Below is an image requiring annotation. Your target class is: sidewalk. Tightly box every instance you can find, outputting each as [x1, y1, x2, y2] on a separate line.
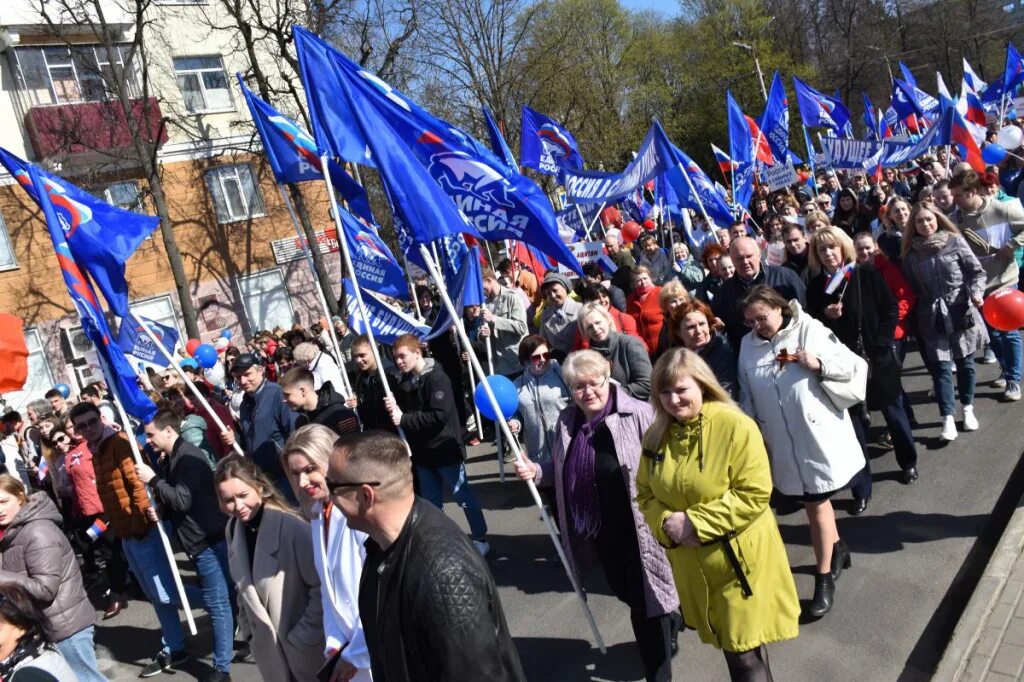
[935, 495, 1024, 681]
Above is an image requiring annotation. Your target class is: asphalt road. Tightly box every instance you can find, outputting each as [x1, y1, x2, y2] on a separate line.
[93, 348, 1024, 681]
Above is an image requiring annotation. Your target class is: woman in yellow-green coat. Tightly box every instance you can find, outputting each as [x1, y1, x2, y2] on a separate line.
[637, 347, 799, 681]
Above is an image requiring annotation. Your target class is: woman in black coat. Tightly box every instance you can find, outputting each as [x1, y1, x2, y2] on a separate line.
[807, 226, 919, 490]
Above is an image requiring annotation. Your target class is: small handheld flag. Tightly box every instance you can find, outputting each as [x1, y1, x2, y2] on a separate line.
[86, 518, 109, 542]
[825, 262, 856, 295]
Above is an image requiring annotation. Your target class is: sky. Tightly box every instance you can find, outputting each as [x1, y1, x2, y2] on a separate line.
[620, 0, 681, 17]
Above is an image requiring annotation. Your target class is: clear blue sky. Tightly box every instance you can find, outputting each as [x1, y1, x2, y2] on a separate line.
[620, 0, 681, 17]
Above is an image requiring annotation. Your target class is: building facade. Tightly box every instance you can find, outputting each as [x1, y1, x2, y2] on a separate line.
[0, 0, 342, 412]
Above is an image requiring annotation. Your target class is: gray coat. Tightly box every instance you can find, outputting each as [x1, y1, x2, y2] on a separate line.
[537, 389, 680, 618]
[0, 494, 94, 642]
[541, 299, 583, 358]
[590, 332, 652, 400]
[512, 362, 571, 463]
[484, 286, 529, 376]
[902, 235, 989, 363]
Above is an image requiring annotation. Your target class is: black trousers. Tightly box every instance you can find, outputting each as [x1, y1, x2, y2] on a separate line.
[849, 415, 873, 500]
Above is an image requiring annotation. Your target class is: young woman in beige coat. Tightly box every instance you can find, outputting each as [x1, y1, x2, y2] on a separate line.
[214, 455, 325, 682]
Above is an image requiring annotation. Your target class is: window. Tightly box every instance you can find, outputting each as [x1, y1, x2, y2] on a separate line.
[205, 164, 265, 223]
[0, 211, 15, 270]
[103, 181, 145, 214]
[173, 56, 232, 113]
[3, 330, 55, 412]
[238, 269, 294, 332]
[12, 45, 138, 107]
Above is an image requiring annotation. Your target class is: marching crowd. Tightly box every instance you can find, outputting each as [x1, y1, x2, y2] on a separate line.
[0, 149, 1023, 682]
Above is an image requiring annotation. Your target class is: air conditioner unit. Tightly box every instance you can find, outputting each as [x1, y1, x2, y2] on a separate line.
[73, 364, 101, 391]
[62, 326, 94, 362]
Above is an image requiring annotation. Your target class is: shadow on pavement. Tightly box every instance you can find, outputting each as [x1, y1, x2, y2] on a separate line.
[776, 510, 988, 554]
[515, 637, 642, 681]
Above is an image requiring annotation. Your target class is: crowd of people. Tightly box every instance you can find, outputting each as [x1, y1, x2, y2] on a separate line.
[0, 148, 1022, 682]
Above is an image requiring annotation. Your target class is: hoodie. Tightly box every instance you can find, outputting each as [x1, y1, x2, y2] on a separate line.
[296, 382, 361, 436]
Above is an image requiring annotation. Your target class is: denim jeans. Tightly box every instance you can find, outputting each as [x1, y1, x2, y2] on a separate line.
[186, 540, 234, 673]
[121, 525, 186, 654]
[932, 357, 977, 417]
[848, 416, 873, 501]
[56, 626, 106, 682]
[415, 462, 488, 540]
[987, 324, 1023, 383]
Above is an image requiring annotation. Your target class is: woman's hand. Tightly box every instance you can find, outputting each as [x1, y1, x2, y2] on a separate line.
[794, 348, 821, 373]
[824, 302, 844, 320]
[508, 419, 521, 435]
[514, 452, 539, 482]
[663, 512, 699, 547]
[972, 295, 984, 309]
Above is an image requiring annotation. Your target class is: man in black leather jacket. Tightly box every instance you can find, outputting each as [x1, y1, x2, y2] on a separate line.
[327, 431, 525, 682]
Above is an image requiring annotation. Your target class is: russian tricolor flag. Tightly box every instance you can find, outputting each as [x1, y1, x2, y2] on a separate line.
[36, 457, 48, 483]
[825, 262, 856, 295]
[711, 143, 738, 175]
[86, 518, 109, 542]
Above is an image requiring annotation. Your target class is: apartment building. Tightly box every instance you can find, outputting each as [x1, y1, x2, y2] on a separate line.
[0, 0, 341, 411]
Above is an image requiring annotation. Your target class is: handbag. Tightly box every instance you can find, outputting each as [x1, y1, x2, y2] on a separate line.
[797, 294, 868, 411]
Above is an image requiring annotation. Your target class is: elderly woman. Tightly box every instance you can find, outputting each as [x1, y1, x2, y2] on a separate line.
[672, 242, 705, 292]
[669, 299, 737, 398]
[737, 286, 866, 619]
[655, 280, 691, 356]
[638, 349, 799, 682]
[806, 226, 918, 485]
[901, 204, 988, 442]
[578, 302, 652, 399]
[515, 350, 681, 681]
[627, 266, 665, 355]
[697, 244, 728, 303]
[637, 233, 672, 285]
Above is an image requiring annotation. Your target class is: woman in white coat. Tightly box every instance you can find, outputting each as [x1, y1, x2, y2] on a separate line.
[737, 286, 866, 621]
[215, 455, 325, 682]
[283, 424, 371, 682]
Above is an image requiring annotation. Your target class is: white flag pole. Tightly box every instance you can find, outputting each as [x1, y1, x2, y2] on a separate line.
[483, 335, 506, 483]
[679, 166, 723, 246]
[417, 243, 606, 653]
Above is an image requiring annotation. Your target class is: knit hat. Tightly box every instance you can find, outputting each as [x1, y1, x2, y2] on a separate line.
[542, 271, 573, 293]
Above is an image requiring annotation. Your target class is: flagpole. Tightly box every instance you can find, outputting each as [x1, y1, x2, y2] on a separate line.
[320, 155, 410, 450]
[679, 167, 723, 246]
[465, 351, 485, 441]
[573, 204, 594, 241]
[483, 335, 506, 483]
[277, 184, 352, 399]
[110, 397, 198, 636]
[802, 124, 819, 198]
[417, 243, 606, 653]
[129, 312, 245, 458]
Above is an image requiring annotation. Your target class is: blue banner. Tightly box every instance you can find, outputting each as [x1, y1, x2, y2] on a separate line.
[727, 90, 754, 210]
[118, 316, 179, 365]
[343, 279, 430, 344]
[563, 121, 677, 204]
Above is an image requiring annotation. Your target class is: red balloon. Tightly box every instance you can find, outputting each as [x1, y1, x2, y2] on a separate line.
[621, 221, 643, 243]
[600, 206, 622, 228]
[983, 288, 1024, 331]
[644, 179, 655, 191]
[185, 338, 202, 357]
[643, 218, 656, 230]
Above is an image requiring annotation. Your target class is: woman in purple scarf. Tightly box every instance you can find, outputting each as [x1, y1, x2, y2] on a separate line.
[515, 350, 681, 682]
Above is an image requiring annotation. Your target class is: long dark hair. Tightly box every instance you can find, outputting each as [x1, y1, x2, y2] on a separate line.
[0, 582, 52, 642]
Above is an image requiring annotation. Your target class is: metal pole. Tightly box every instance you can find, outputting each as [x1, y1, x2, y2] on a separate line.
[754, 56, 768, 102]
[417, 244, 606, 653]
[277, 184, 352, 398]
[802, 124, 820, 198]
[464, 342, 485, 441]
[574, 204, 594, 241]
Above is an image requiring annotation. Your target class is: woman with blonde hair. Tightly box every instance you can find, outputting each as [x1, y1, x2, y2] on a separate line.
[215, 455, 324, 682]
[578, 302, 652, 399]
[803, 210, 831, 234]
[638, 348, 799, 681]
[878, 196, 911, 265]
[282, 425, 370, 682]
[655, 280, 691, 356]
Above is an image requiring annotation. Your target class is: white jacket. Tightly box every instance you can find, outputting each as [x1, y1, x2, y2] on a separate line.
[311, 501, 372, 681]
[310, 351, 347, 395]
[738, 302, 865, 496]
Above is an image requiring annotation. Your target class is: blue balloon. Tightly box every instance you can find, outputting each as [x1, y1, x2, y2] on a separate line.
[473, 375, 519, 421]
[983, 143, 1008, 165]
[194, 343, 218, 369]
[220, 329, 233, 340]
[180, 358, 199, 370]
[54, 383, 71, 399]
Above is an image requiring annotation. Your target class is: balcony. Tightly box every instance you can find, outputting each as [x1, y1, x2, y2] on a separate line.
[24, 97, 167, 160]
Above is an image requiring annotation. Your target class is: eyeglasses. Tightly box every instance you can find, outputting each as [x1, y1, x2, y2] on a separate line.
[73, 417, 100, 430]
[744, 313, 773, 329]
[529, 352, 550, 363]
[572, 377, 608, 397]
[324, 478, 381, 497]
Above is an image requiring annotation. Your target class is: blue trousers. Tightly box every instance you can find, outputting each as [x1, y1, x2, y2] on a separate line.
[186, 540, 234, 673]
[415, 462, 488, 540]
[56, 626, 106, 682]
[121, 526, 185, 654]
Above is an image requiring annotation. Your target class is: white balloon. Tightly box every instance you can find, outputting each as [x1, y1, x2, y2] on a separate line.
[997, 125, 1024, 150]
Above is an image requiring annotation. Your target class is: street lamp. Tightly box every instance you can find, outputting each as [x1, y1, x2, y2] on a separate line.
[733, 41, 768, 102]
[866, 45, 894, 82]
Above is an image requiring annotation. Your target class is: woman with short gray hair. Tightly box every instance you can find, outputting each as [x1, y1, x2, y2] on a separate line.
[578, 302, 652, 400]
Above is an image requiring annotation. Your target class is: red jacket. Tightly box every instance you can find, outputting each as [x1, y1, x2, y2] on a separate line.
[66, 442, 104, 518]
[187, 398, 235, 459]
[626, 286, 663, 354]
[873, 254, 917, 340]
[572, 307, 642, 350]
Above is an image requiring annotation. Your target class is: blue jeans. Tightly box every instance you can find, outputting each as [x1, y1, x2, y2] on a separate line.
[932, 357, 977, 417]
[121, 526, 185, 654]
[987, 324, 1023, 383]
[416, 463, 488, 540]
[56, 626, 106, 682]
[187, 540, 234, 673]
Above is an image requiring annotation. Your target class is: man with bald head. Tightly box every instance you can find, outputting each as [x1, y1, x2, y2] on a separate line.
[328, 431, 524, 682]
[712, 236, 807, 349]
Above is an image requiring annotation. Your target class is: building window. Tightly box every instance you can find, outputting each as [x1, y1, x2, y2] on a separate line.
[103, 181, 145, 213]
[238, 268, 294, 333]
[0, 211, 15, 271]
[205, 164, 265, 223]
[3, 329, 55, 412]
[12, 44, 139, 107]
[173, 56, 232, 113]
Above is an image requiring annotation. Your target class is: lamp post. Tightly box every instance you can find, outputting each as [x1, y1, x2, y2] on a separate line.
[733, 41, 768, 102]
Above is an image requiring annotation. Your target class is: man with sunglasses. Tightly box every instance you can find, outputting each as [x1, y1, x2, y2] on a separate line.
[326, 431, 525, 682]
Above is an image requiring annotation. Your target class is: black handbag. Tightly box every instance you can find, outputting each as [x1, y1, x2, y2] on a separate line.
[856, 272, 902, 410]
[946, 299, 976, 332]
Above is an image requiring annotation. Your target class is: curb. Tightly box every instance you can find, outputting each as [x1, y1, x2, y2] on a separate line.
[934, 497, 1024, 681]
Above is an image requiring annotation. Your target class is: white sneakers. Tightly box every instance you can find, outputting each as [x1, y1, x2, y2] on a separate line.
[963, 405, 979, 431]
[940, 415, 958, 442]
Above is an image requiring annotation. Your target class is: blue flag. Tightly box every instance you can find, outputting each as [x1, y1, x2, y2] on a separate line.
[425, 246, 485, 341]
[727, 90, 755, 211]
[30, 164, 156, 422]
[899, 62, 918, 89]
[237, 76, 374, 223]
[892, 78, 927, 122]
[563, 121, 677, 204]
[118, 316, 179, 365]
[481, 107, 519, 173]
[337, 207, 408, 299]
[665, 145, 735, 228]
[520, 106, 584, 176]
[1006, 43, 1024, 95]
[758, 72, 790, 165]
[862, 91, 880, 141]
[792, 77, 853, 137]
[0, 147, 156, 317]
[343, 279, 430, 344]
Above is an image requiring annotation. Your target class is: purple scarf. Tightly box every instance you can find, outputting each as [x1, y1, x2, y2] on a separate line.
[565, 385, 617, 539]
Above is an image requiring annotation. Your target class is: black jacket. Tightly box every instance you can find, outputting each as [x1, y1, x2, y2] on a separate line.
[295, 382, 360, 436]
[354, 369, 400, 433]
[395, 360, 464, 468]
[712, 264, 808, 351]
[238, 380, 296, 484]
[806, 263, 897, 356]
[150, 438, 227, 558]
[358, 498, 525, 682]
[699, 333, 738, 400]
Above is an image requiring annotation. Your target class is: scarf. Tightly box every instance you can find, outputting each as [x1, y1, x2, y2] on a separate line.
[564, 385, 617, 539]
[910, 231, 950, 255]
[0, 632, 46, 681]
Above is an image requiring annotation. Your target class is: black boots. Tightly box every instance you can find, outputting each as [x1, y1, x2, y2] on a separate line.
[805, 573, 835, 618]
[829, 539, 852, 582]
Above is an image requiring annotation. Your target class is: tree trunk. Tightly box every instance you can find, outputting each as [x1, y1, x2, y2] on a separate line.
[287, 183, 340, 316]
[148, 176, 201, 337]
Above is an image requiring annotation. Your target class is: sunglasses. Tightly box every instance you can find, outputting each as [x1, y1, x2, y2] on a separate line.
[324, 478, 382, 496]
[73, 417, 100, 430]
[529, 352, 550, 363]
[53, 436, 69, 445]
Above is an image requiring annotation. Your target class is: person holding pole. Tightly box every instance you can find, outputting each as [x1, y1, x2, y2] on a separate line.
[279, 368, 360, 437]
[346, 335, 399, 433]
[481, 268, 529, 378]
[69, 402, 189, 678]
